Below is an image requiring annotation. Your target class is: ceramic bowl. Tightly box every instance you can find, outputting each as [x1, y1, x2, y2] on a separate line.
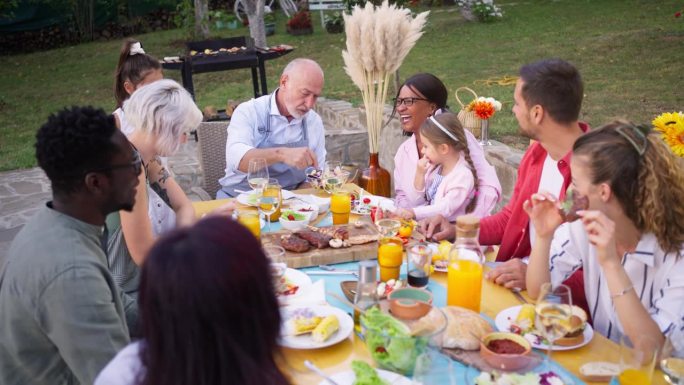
[289, 203, 319, 222]
[279, 212, 309, 231]
[388, 288, 433, 320]
[479, 331, 532, 371]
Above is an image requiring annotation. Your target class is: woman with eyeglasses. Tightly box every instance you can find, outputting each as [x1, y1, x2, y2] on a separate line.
[390, 73, 501, 218]
[525, 120, 684, 355]
[106, 79, 232, 301]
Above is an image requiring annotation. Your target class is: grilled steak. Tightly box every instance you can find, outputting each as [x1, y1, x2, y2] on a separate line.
[280, 234, 311, 253]
[295, 230, 332, 249]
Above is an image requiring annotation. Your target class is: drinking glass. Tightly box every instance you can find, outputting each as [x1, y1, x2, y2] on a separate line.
[617, 334, 658, 385]
[407, 242, 433, 288]
[263, 245, 286, 295]
[258, 185, 281, 232]
[247, 158, 269, 193]
[330, 191, 351, 225]
[262, 179, 282, 222]
[376, 218, 401, 237]
[236, 210, 261, 239]
[377, 237, 403, 282]
[660, 337, 683, 385]
[321, 161, 346, 194]
[535, 283, 573, 369]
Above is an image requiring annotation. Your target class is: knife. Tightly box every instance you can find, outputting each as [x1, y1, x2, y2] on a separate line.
[306, 270, 358, 277]
[511, 288, 529, 304]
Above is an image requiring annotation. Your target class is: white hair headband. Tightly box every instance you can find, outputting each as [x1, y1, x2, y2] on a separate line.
[429, 116, 459, 143]
[129, 42, 145, 56]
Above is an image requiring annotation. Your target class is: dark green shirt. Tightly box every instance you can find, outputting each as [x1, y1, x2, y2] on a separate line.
[0, 204, 138, 385]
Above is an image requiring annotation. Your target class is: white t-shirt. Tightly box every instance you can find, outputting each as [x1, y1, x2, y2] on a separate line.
[529, 154, 564, 245]
[95, 341, 145, 385]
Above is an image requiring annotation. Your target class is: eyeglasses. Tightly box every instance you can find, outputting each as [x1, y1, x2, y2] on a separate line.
[393, 97, 428, 107]
[90, 149, 143, 175]
[616, 124, 648, 156]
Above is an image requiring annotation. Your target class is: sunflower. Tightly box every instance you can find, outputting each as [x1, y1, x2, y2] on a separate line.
[652, 112, 684, 157]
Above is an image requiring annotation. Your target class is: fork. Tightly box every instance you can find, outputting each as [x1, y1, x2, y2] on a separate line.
[304, 360, 340, 385]
[318, 265, 358, 277]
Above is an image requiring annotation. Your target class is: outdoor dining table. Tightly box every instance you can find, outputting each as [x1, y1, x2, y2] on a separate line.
[192, 187, 668, 385]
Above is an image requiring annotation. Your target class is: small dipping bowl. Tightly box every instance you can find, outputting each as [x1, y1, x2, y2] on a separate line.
[388, 287, 433, 320]
[480, 331, 532, 371]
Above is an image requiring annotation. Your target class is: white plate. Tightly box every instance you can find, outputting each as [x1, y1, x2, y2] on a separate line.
[294, 194, 330, 213]
[236, 189, 296, 207]
[317, 368, 413, 385]
[495, 305, 594, 351]
[278, 268, 312, 300]
[286, 202, 319, 222]
[279, 305, 354, 349]
[351, 195, 395, 215]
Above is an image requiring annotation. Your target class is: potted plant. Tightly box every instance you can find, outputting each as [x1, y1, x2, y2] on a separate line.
[211, 10, 240, 30]
[264, 11, 276, 36]
[287, 10, 313, 35]
[324, 11, 344, 33]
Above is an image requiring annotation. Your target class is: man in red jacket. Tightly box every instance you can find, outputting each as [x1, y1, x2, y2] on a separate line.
[422, 58, 590, 315]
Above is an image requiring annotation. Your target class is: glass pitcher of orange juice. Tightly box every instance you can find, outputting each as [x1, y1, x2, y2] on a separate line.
[447, 215, 484, 312]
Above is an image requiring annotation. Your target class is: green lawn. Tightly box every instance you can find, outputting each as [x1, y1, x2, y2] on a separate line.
[1, 0, 682, 171]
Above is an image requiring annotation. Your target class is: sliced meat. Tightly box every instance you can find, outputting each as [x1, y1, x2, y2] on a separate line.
[296, 230, 332, 249]
[280, 234, 310, 253]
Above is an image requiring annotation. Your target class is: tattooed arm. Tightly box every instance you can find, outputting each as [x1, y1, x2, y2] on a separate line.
[146, 156, 195, 227]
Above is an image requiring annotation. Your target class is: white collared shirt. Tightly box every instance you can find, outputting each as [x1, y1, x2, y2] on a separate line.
[219, 91, 326, 190]
[549, 221, 684, 356]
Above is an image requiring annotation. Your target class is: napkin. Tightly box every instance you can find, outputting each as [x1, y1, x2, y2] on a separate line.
[280, 279, 327, 307]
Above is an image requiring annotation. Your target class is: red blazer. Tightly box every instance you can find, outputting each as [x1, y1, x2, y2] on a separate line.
[480, 123, 591, 319]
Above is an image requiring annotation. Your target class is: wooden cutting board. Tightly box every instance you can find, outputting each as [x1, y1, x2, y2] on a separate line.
[260, 220, 381, 268]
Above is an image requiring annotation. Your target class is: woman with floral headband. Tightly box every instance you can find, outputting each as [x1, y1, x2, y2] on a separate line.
[525, 120, 684, 356]
[390, 73, 501, 218]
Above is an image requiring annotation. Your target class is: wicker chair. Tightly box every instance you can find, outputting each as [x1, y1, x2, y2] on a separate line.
[192, 121, 229, 200]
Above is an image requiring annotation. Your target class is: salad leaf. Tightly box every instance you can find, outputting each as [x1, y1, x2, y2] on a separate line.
[280, 210, 306, 221]
[351, 360, 387, 385]
[361, 307, 425, 374]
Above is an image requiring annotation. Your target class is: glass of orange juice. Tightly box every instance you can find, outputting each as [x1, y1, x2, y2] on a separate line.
[237, 210, 261, 240]
[262, 179, 282, 223]
[330, 191, 351, 225]
[617, 335, 658, 385]
[377, 237, 403, 282]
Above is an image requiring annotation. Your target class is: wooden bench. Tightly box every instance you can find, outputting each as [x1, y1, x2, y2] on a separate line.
[308, 0, 345, 27]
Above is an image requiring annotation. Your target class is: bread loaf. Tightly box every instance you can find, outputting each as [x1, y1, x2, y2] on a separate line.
[441, 306, 493, 350]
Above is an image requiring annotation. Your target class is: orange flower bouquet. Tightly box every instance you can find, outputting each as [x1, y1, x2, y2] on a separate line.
[467, 96, 502, 120]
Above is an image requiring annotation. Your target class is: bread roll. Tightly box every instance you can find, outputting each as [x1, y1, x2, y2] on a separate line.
[441, 306, 493, 350]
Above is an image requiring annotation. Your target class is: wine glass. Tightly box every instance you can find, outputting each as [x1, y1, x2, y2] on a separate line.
[535, 283, 572, 369]
[247, 158, 269, 194]
[258, 180, 281, 232]
[322, 161, 347, 194]
[660, 337, 683, 385]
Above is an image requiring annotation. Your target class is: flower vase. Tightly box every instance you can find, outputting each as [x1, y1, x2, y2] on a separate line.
[360, 153, 391, 197]
[479, 119, 491, 146]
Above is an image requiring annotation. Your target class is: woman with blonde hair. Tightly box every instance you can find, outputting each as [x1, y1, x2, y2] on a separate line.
[525, 120, 684, 356]
[106, 79, 200, 299]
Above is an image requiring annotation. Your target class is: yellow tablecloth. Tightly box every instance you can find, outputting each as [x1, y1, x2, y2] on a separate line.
[191, 189, 667, 385]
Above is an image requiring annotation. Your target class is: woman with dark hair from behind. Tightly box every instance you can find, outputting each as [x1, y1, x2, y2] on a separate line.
[113, 38, 163, 135]
[95, 217, 289, 385]
[390, 73, 501, 217]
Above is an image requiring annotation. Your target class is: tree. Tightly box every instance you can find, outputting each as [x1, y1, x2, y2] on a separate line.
[194, 0, 210, 38]
[242, 0, 267, 48]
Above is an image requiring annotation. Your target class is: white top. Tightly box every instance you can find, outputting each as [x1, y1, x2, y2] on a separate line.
[529, 154, 564, 244]
[113, 108, 136, 137]
[549, 221, 684, 356]
[219, 92, 326, 190]
[94, 341, 144, 385]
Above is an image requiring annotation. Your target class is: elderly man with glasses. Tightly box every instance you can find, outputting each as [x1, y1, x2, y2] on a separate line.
[0, 106, 140, 385]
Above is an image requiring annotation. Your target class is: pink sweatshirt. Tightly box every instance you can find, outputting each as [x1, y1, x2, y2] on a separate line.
[393, 130, 501, 218]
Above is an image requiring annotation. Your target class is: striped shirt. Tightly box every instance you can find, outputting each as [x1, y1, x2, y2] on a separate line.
[549, 221, 684, 356]
[426, 165, 444, 205]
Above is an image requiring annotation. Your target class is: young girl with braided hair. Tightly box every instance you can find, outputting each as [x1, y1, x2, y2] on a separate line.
[113, 38, 163, 135]
[395, 112, 480, 221]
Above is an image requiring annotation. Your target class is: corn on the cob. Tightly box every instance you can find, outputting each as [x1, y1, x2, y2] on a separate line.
[311, 315, 339, 342]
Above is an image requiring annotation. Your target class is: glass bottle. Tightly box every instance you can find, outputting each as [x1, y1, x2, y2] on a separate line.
[447, 215, 485, 312]
[353, 260, 378, 333]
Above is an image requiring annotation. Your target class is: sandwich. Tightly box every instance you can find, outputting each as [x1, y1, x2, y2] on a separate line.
[559, 189, 589, 223]
[555, 305, 588, 346]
